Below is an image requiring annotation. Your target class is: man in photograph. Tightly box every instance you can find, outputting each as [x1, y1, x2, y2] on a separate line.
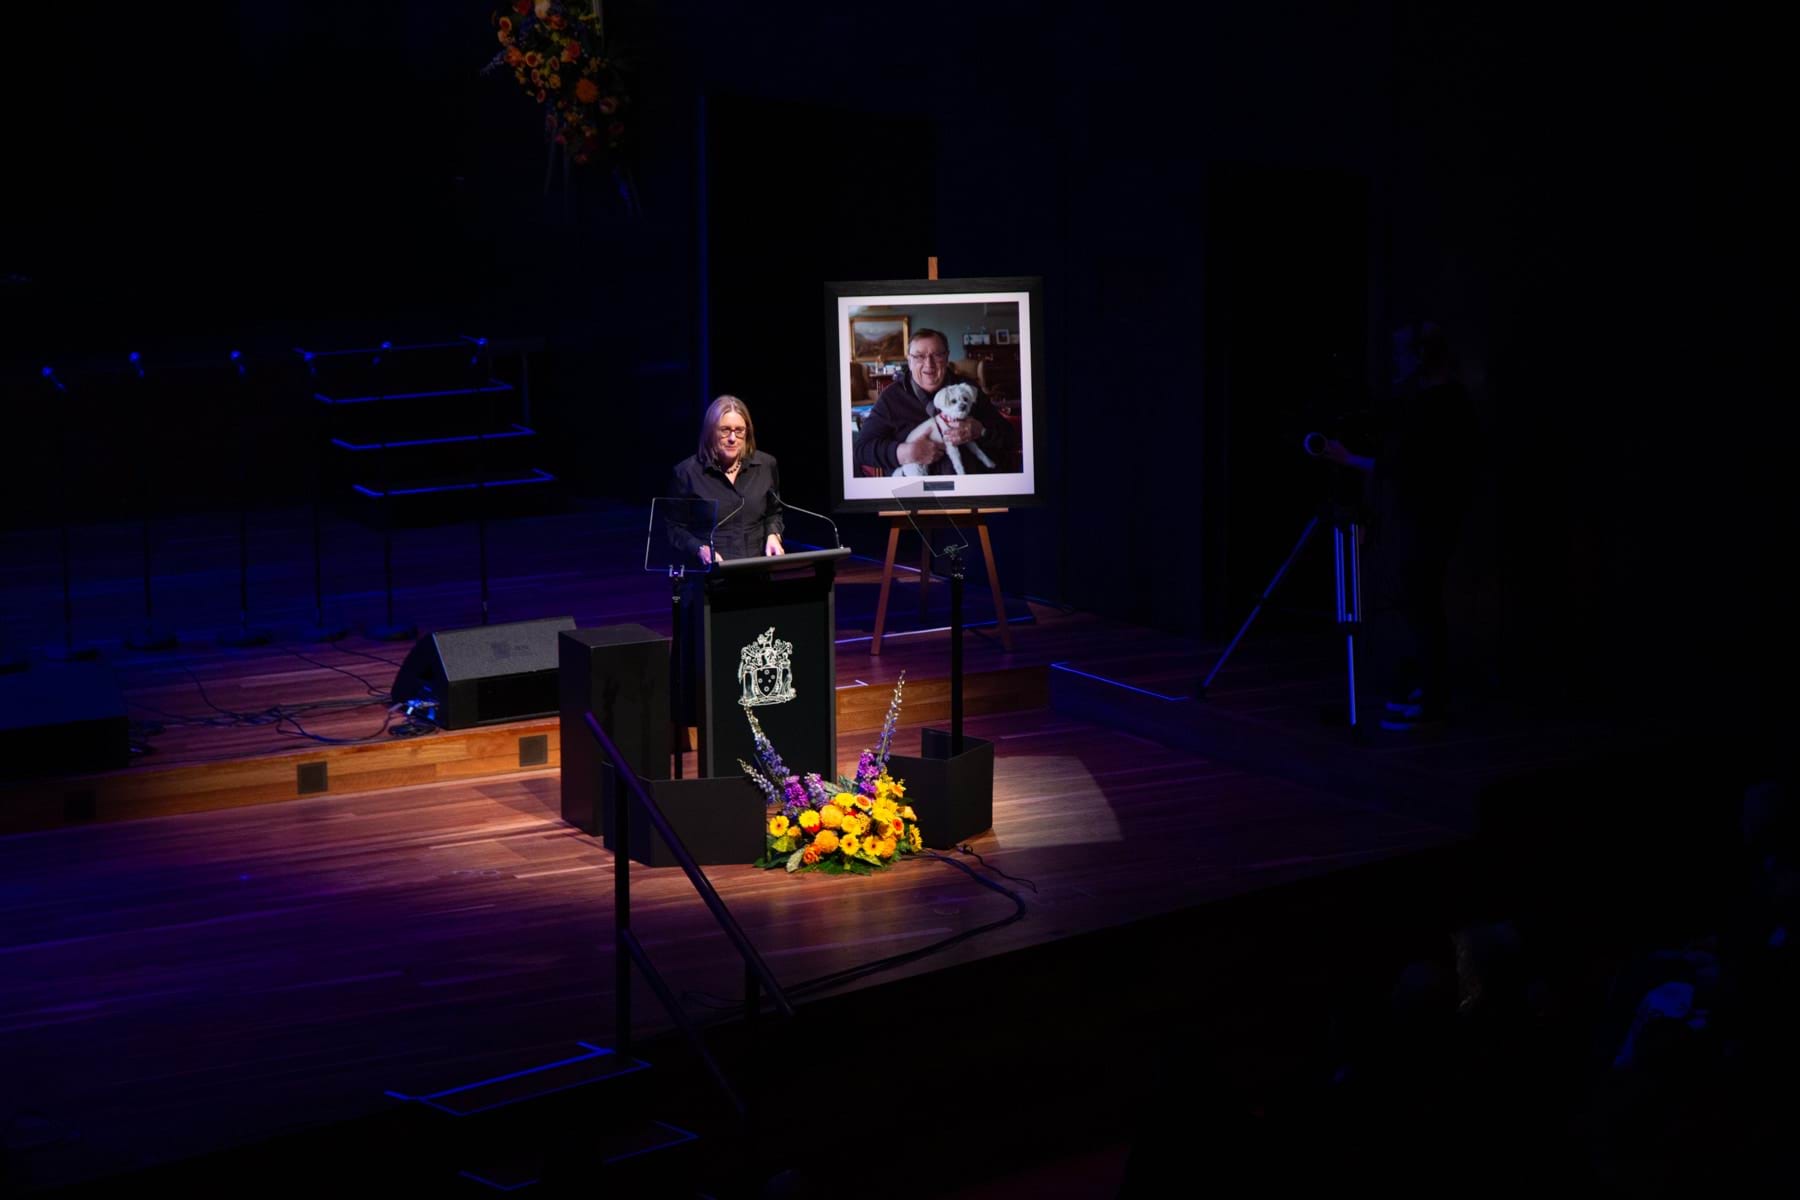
[851, 328, 1019, 476]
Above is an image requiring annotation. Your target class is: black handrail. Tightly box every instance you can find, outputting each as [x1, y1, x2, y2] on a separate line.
[582, 712, 793, 1089]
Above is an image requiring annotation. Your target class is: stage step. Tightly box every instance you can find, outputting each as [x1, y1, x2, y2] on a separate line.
[347, 465, 566, 527]
[0, 665, 1050, 834]
[382, 1042, 706, 1194]
[299, 337, 559, 528]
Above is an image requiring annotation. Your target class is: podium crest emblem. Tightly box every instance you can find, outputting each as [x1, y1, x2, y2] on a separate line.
[737, 627, 796, 708]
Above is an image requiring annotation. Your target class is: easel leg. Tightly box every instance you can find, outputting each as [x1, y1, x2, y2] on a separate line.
[976, 519, 1012, 651]
[872, 520, 901, 656]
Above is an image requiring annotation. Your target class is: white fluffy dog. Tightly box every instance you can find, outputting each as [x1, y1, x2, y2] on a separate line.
[892, 382, 996, 476]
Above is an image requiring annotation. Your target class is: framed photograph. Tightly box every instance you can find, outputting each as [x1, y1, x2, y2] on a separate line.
[824, 276, 1045, 513]
[849, 315, 909, 363]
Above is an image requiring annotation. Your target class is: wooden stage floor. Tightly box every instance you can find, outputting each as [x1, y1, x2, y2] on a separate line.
[0, 703, 1463, 1193]
[0, 501, 1677, 1193]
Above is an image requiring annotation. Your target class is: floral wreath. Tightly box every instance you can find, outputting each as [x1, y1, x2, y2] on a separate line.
[488, 1, 629, 166]
[741, 675, 923, 875]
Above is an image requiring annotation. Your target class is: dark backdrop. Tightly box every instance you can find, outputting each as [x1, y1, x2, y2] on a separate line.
[3, 1, 1789, 713]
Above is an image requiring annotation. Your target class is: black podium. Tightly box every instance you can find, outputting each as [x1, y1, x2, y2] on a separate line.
[696, 547, 851, 779]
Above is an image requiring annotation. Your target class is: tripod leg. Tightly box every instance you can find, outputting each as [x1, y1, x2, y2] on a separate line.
[1198, 517, 1319, 695]
[1334, 525, 1363, 728]
[1349, 523, 1364, 726]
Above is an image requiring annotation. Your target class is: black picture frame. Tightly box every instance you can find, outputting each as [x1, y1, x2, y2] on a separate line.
[824, 276, 1045, 514]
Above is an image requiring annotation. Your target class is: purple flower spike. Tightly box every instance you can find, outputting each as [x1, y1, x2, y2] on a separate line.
[875, 673, 905, 765]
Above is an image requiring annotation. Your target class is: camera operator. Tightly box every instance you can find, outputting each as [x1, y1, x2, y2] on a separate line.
[1318, 321, 1479, 729]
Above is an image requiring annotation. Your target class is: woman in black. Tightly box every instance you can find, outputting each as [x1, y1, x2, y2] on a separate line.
[668, 395, 785, 735]
[667, 394, 786, 563]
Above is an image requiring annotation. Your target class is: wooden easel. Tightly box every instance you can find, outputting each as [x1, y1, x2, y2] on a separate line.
[867, 257, 1017, 655]
[870, 508, 1012, 654]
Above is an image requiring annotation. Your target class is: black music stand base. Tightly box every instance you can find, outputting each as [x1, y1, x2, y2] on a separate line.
[889, 728, 994, 849]
[598, 763, 764, 867]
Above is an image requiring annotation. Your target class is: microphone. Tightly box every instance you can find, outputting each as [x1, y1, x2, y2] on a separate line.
[768, 489, 840, 548]
[710, 495, 746, 564]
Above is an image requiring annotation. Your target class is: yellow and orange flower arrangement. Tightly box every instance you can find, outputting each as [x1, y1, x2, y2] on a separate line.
[743, 675, 924, 875]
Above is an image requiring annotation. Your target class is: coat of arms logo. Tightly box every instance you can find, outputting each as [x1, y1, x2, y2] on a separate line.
[737, 627, 796, 707]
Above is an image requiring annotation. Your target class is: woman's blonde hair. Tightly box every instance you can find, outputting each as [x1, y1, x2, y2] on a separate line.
[698, 394, 756, 467]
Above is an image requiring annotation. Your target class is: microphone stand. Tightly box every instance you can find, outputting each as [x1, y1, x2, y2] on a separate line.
[366, 342, 416, 642]
[218, 352, 271, 647]
[475, 336, 492, 626]
[300, 349, 349, 642]
[125, 354, 176, 651]
[901, 497, 968, 755]
[40, 367, 98, 664]
[766, 491, 841, 549]
[943, 538, 965, 754]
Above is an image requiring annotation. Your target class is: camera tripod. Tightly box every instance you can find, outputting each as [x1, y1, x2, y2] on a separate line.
[1197, 503, 1367, 727]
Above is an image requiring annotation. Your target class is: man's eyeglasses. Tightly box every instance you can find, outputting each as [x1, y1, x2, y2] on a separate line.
[907, 352, 948, 364]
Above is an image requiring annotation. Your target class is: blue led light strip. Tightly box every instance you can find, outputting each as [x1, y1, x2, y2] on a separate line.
[1048, 661, 1189, 702]
[351, 469, 555, 499]
[314, 382, 514, 406]
[332, 425, 535, 452]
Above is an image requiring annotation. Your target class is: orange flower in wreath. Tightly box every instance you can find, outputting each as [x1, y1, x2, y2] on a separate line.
[574, 77, 600, 104]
